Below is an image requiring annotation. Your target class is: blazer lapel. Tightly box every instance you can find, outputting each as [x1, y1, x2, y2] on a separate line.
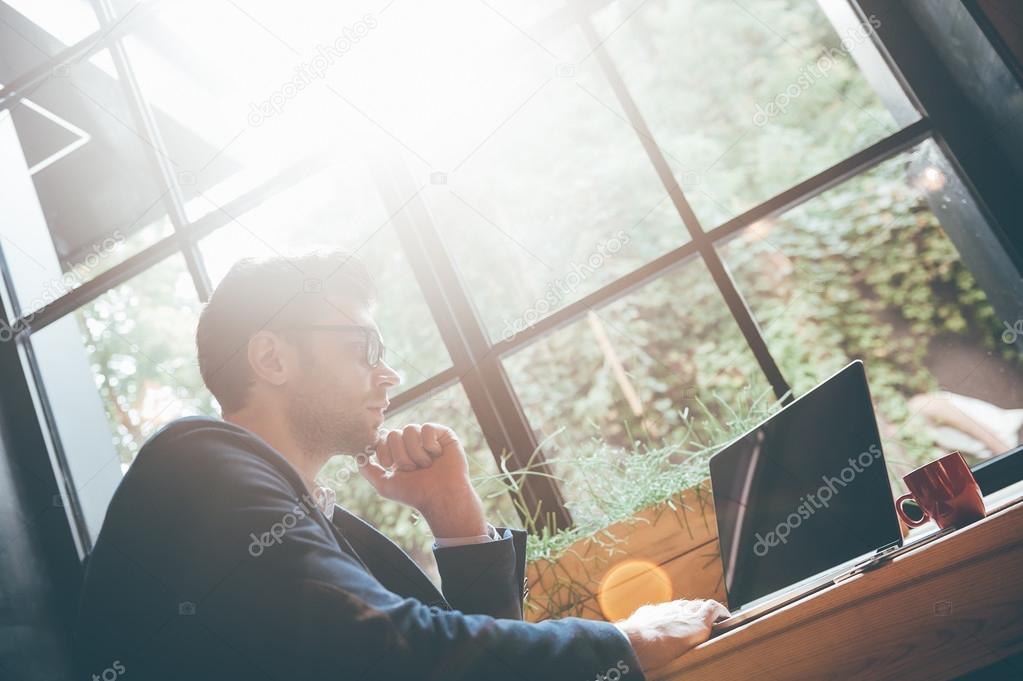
[328, 506, 450, 610]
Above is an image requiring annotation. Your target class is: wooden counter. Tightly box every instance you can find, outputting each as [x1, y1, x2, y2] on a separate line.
[654, 492, 1023, 681]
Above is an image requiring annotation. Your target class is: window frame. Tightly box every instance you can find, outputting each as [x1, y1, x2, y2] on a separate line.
[1, 0, 1020, 557]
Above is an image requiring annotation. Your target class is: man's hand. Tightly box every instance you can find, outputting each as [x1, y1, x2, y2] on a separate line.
[613, 599, 730, 673]
[359, 423, 488, 538]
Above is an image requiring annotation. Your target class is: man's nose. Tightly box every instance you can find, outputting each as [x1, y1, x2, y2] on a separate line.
[376, 360, 401, 388]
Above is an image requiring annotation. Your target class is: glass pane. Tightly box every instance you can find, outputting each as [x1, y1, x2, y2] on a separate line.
[718, 139, 1023, 489]
[316, 383, 519, 585]
[589, 0, 918, 226]
[198, 161, 451, 388]
[119, 0, 388, 218]
[418, 20, 687, 341]
[0, 1, 100, 74]
[0, 47, 174, 318]
[504, 258, 777, 526]
[77, 253, 214, 461]
[329, 2, 618, 172]
[29, 253, 212, 538]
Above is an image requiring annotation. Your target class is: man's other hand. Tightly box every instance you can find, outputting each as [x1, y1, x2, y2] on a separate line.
[360, 423, 487, 538]
[613, 598, 730, 673]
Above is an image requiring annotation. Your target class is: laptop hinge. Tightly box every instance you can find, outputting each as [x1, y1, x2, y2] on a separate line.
[876, 539, 901, 554]
[833, 545, 900, 584]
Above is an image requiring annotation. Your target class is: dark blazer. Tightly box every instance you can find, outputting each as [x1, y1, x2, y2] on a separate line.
[75, 416, 644, 680]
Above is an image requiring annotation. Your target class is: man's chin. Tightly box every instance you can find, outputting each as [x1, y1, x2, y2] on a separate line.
[344, 424, 382, 457]
[361, 431, 381, 455]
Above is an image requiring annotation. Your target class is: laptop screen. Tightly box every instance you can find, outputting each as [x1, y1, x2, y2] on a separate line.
[709, 361, 902, 610]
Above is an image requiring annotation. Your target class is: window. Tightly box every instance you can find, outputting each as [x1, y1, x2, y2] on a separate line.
[504, 257, 776, 516]
[589, 0, 917, 224]
[420, 23, 686, 339]
[197, 161, 452, 387]
[1, 0, 1019, 558]
[1, 47, 175, 316]
[0, 1, 100, 73]
[506, 258, 772, 456]
[719, 139, 1023, 487]
[28, 254, 210, 537]
[117, 1, 386, 216]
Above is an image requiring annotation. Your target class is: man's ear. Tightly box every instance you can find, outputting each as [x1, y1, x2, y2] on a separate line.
[246, 330, 293, 387]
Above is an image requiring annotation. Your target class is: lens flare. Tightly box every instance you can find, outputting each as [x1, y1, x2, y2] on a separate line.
[597, 559, 673, 622]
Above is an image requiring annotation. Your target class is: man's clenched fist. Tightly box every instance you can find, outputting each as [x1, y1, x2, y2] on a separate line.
[359, 423, 488, 539]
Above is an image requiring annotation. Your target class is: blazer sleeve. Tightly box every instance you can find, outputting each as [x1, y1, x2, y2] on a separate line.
[183, 445, 647, 681]
[432, 526, 528, 619]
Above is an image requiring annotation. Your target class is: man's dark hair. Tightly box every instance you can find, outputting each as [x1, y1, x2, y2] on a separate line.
[196, 251, 376, 413]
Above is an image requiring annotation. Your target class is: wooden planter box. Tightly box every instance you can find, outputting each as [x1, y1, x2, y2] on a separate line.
[524, 480, 726, 623]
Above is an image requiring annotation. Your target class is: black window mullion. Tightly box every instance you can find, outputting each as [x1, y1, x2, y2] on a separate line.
[0, 0, 155, 114]
[962, 0, 1023, 90]
[577, 14, 793, 401]
[0, 237, 93, 556]
[854, 0, 1023, 294]
[370, 154, 572, 532]
[488, 119, 933, 359]
[90, 0, 213, 303]
[19, 151, 337, 334]
[180, 241, 213, 303]
[385, 368, 461, 415]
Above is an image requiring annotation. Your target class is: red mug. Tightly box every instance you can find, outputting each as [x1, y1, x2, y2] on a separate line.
[895, 451, 986, 529]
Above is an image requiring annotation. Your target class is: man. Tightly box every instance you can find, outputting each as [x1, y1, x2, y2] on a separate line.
[75, 251, 728, 680]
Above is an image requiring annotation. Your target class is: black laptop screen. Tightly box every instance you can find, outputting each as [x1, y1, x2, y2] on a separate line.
[709, 361, 902, 610]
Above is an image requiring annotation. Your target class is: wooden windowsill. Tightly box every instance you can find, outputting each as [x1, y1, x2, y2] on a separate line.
[653, 485, 1023, 681]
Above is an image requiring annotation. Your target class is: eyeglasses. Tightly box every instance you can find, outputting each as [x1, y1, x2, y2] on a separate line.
[277, 324, 386, 368]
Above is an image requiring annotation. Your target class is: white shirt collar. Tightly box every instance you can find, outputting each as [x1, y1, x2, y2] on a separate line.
[312, 485, 336, 520]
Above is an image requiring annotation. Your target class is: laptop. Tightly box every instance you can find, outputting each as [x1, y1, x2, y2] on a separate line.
[708, 360, 944, 633]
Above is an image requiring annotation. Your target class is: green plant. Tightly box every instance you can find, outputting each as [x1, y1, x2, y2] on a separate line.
[479, 388, 784, 565]
[470, 388, 781, 621]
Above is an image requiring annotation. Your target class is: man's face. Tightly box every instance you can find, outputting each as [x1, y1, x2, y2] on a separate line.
[282, 302, 400, 457]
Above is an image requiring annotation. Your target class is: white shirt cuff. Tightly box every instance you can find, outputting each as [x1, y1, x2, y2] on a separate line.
[433, 522, 499, 549]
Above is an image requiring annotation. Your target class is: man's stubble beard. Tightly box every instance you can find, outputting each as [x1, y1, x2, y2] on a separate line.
[284, 362, 376, 459]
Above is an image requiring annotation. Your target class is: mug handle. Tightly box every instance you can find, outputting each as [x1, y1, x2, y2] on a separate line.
[895, 493, 929, 527]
